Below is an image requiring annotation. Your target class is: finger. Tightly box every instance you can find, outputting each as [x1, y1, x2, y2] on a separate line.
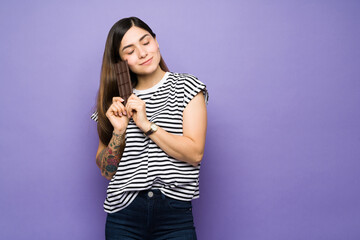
[113, 97, 124, 103]
[106, 106, 115, 118]
[114, 101, 127, 116]
[127, 102, 137, 117]
[128, 99, 145, 111]
[126, 99, 140, 108]
[114, 103, 123, 117]
[126, 103, 132, 117]
[127, 94, 138, 101]
[110, 104, 122, 117]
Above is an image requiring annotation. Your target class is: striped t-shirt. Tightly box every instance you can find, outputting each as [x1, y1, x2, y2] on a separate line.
[91, 72, 208, 213]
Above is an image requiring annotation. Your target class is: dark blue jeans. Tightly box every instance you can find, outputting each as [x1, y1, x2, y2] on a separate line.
[105, 189, 197, 240]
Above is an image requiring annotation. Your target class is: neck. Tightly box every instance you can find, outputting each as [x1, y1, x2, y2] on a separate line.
[136, 66, 166, 90]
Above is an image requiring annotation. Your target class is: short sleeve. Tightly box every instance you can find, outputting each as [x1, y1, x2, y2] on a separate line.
[90, 111, 98, 122]
[183, 75, 209, 107]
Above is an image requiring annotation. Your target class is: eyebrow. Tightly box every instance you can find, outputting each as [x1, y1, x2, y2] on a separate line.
[121, 34, 150, 52]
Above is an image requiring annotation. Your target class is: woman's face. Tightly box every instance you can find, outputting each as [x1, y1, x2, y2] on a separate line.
[119, 26, 161, 76]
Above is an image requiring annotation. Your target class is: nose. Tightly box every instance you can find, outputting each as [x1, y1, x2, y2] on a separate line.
[138, 46, 147, 59]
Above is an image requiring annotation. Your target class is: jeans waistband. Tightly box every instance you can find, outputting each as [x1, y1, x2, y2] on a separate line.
[138, 188, 166, 199]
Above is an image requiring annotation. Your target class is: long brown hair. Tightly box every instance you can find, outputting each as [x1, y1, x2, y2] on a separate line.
[96, 17, 169, 145]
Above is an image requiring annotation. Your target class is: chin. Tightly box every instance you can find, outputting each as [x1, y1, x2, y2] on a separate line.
[133, 66, 156, 76]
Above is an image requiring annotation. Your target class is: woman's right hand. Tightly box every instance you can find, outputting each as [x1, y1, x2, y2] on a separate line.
[106, 97, 129, 134]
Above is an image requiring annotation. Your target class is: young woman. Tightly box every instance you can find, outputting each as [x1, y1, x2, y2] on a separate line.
[91, 17, 208, 240]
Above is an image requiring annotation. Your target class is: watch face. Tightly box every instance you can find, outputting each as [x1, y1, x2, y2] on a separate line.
[151, 123, 158, 131]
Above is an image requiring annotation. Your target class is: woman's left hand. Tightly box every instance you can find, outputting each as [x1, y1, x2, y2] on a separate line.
[126, 94, 150, 132]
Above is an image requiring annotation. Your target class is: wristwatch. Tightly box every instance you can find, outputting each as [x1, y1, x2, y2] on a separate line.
[144, 122, 158, 136]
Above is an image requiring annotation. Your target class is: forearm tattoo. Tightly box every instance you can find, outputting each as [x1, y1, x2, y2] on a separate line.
[96, 131, 125, 179]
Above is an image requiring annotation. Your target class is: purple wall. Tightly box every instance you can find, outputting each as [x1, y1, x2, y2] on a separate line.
[1, 1, 359, 239]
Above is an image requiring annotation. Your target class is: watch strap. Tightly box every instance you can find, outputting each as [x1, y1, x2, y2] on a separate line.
[144, 123, 157, 136]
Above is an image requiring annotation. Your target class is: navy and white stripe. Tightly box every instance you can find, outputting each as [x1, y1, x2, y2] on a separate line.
[91, 72, 208, 213]
[90, 111, 98, 122]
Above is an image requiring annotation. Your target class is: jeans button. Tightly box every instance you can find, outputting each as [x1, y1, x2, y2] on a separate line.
[148, 191, 154, 198]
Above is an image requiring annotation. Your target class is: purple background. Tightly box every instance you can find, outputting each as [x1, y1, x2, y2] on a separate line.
[1, 1, 360, 239]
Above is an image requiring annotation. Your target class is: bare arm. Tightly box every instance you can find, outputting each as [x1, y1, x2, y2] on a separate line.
[95, 97, 128, 180]
[127, 92, 207, 167]
[96, 130, 125, 180]
[149, 92, 207, 166]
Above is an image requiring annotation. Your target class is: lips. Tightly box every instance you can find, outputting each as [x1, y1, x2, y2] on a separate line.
[140, 57, 153, 65]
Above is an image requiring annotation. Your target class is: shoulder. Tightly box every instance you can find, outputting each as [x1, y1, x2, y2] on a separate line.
[168, 72, 208, 105]
[168, 72, 205, 87]
[169, 72, 199, 80]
